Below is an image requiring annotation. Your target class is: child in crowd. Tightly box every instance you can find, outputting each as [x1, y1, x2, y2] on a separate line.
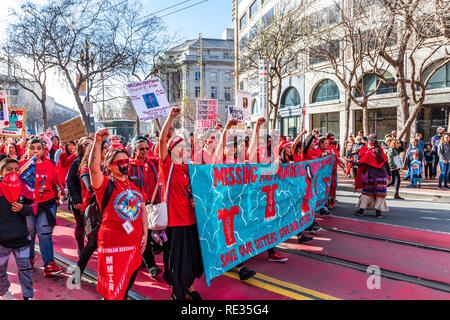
[0, 158, 35, 300]
[409, 152, 422, 188]
[423, 143, 436, 180]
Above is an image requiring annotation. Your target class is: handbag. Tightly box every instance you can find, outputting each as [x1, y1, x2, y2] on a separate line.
[146, 163, 173, 231]
[393, 155, 403, 169]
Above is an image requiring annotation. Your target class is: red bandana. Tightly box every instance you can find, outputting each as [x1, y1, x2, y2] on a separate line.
[0, 172, 22, 203]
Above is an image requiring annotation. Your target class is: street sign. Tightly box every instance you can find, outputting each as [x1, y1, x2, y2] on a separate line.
[83, 101, 93, 114]
[259, 61, 268, 119]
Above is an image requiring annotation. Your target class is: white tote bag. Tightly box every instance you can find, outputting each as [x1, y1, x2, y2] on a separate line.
[147, 163, 173, 231]
[393, 155, 404, 169]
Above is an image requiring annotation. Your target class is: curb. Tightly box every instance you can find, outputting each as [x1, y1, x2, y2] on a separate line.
[337, 184, 450, 203]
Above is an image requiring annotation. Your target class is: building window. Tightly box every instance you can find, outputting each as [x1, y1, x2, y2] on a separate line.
[195, 87, 201, 98]
[281, 87, 301, 108]
[309, 40, 340, 65]
[10, 89, 19, 96]
[195, 71, 201, 81]
[224, 72, 231, 83]
[211, 87, 218, 99]
[421, 60, 450, 89]
[354, 108, 396, 141]
[354, 72, 397, 97]
[211, 72, 217, 83]
[249, 1, 258, 19]
[224, 87, 231, 101]
[240, 14, 247, 30]
[311, 112, 341, 142]
[252, 99, 258, 115]
[312, 79, 340, 103]
[262, 8, 275, 27]
[224, 52, 231, 59]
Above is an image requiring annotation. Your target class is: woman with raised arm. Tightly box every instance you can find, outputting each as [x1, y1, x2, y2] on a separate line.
[89, 128, 148, 300]
[292, 129, 308, 162]
[159, 108, 203, 300]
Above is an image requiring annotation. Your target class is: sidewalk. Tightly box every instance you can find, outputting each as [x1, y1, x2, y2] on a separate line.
[337, 170, 450, 203]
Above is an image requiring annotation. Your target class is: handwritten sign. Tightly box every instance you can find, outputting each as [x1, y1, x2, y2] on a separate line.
[56, 116, 86, 143]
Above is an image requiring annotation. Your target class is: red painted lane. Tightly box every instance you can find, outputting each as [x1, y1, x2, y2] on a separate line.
[316, 216, 450, 249]
[279, 231, 450, 284]
[5, 255, 101, 300]
[244, 245, 450, 300]
[51, 216, 291, 300]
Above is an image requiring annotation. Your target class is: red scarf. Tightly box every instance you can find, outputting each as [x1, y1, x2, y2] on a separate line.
[0, 172, 22, 203]
[359, 149, 388, 169]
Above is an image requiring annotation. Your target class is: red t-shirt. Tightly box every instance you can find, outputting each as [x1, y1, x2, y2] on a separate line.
[20, 159, 58, 203]
[293, 153, 304, 163]
[79, 164, 92, 212]
[94, 176, 146, 247]
[160, 156, 196, 227]
[303, 148, 323, 161]
[327, 144, 340, 169]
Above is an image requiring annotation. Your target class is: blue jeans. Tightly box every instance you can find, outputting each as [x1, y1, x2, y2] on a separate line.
[438, 161, 450, 187]
[0, 245, 34, 299]
[26, 204, 57, 267]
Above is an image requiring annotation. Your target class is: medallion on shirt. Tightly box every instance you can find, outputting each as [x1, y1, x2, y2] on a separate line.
[113, 189, 143, 222]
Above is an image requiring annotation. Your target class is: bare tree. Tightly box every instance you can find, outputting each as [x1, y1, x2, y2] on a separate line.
[19, 0, 170, 134]
[0, 6, 55, 131]
[239, 1, 309, 131]
[375, 0, 450, 141]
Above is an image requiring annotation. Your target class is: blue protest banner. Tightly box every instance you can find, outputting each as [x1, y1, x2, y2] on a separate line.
[188, 156, 334, 286]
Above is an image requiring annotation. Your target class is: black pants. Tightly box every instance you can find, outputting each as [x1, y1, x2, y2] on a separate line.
[77, 232, 98, 276]
[122, 268, 139, 300]
[388, 169, 401, 195]
[142, 239, 156, 269]
[425, 163, 433, 179]
[72, 208, 85, 252]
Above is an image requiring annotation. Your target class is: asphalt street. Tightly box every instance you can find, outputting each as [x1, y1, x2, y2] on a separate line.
[331, 190, 450, 234]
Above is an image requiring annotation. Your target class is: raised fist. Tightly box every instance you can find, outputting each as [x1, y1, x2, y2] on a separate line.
[95, 128, 109, 143]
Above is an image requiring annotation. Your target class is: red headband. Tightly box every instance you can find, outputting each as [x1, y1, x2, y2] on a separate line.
[278, 140, 292, 154]
[169, 136, 184, 153]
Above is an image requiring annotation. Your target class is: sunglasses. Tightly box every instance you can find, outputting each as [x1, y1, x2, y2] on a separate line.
[83, 143, 91, 147]
[138, 147, 149, 151]
[112, 159, 129, 167]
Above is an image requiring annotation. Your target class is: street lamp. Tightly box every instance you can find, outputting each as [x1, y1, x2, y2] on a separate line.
[79, 40, 95, 132]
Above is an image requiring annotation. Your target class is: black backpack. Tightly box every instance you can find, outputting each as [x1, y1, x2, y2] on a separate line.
[84, 176, 143, 237]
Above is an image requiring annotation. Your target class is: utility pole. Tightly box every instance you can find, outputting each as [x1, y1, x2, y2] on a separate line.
[198, 33, 203, 98]
[232, 0, 239, 97]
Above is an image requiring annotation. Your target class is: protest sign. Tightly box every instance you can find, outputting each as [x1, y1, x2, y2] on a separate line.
[188, 156, 334, 286]
[259, 61, 268, 119]
[0, 108, 26, 137]
[126, 78, 172, 121]
[227, 106, 246, 131]
[56, 116, 86, 143]
[196, 99, 218, 133]
[77, 75, 86, 97]
[236, 91, 251, 122]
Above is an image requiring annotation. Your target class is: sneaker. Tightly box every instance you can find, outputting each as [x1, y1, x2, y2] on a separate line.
[309, 222, 323, 233]
[394, 194, 404, 200]
[238, 267, 256, 281]
[438, 185, 443, 190]
[297, 234, 313, 243]
[268, 252, 288, 263]
[319, 207, 329, 216]
[23, 297, 35, 300]
[149, 266, 162, 278]
[376, 213, 382, 219]
[44, 261, 64, 277]
[0, 292, 16, 300]
[444, 186, 450, 189]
